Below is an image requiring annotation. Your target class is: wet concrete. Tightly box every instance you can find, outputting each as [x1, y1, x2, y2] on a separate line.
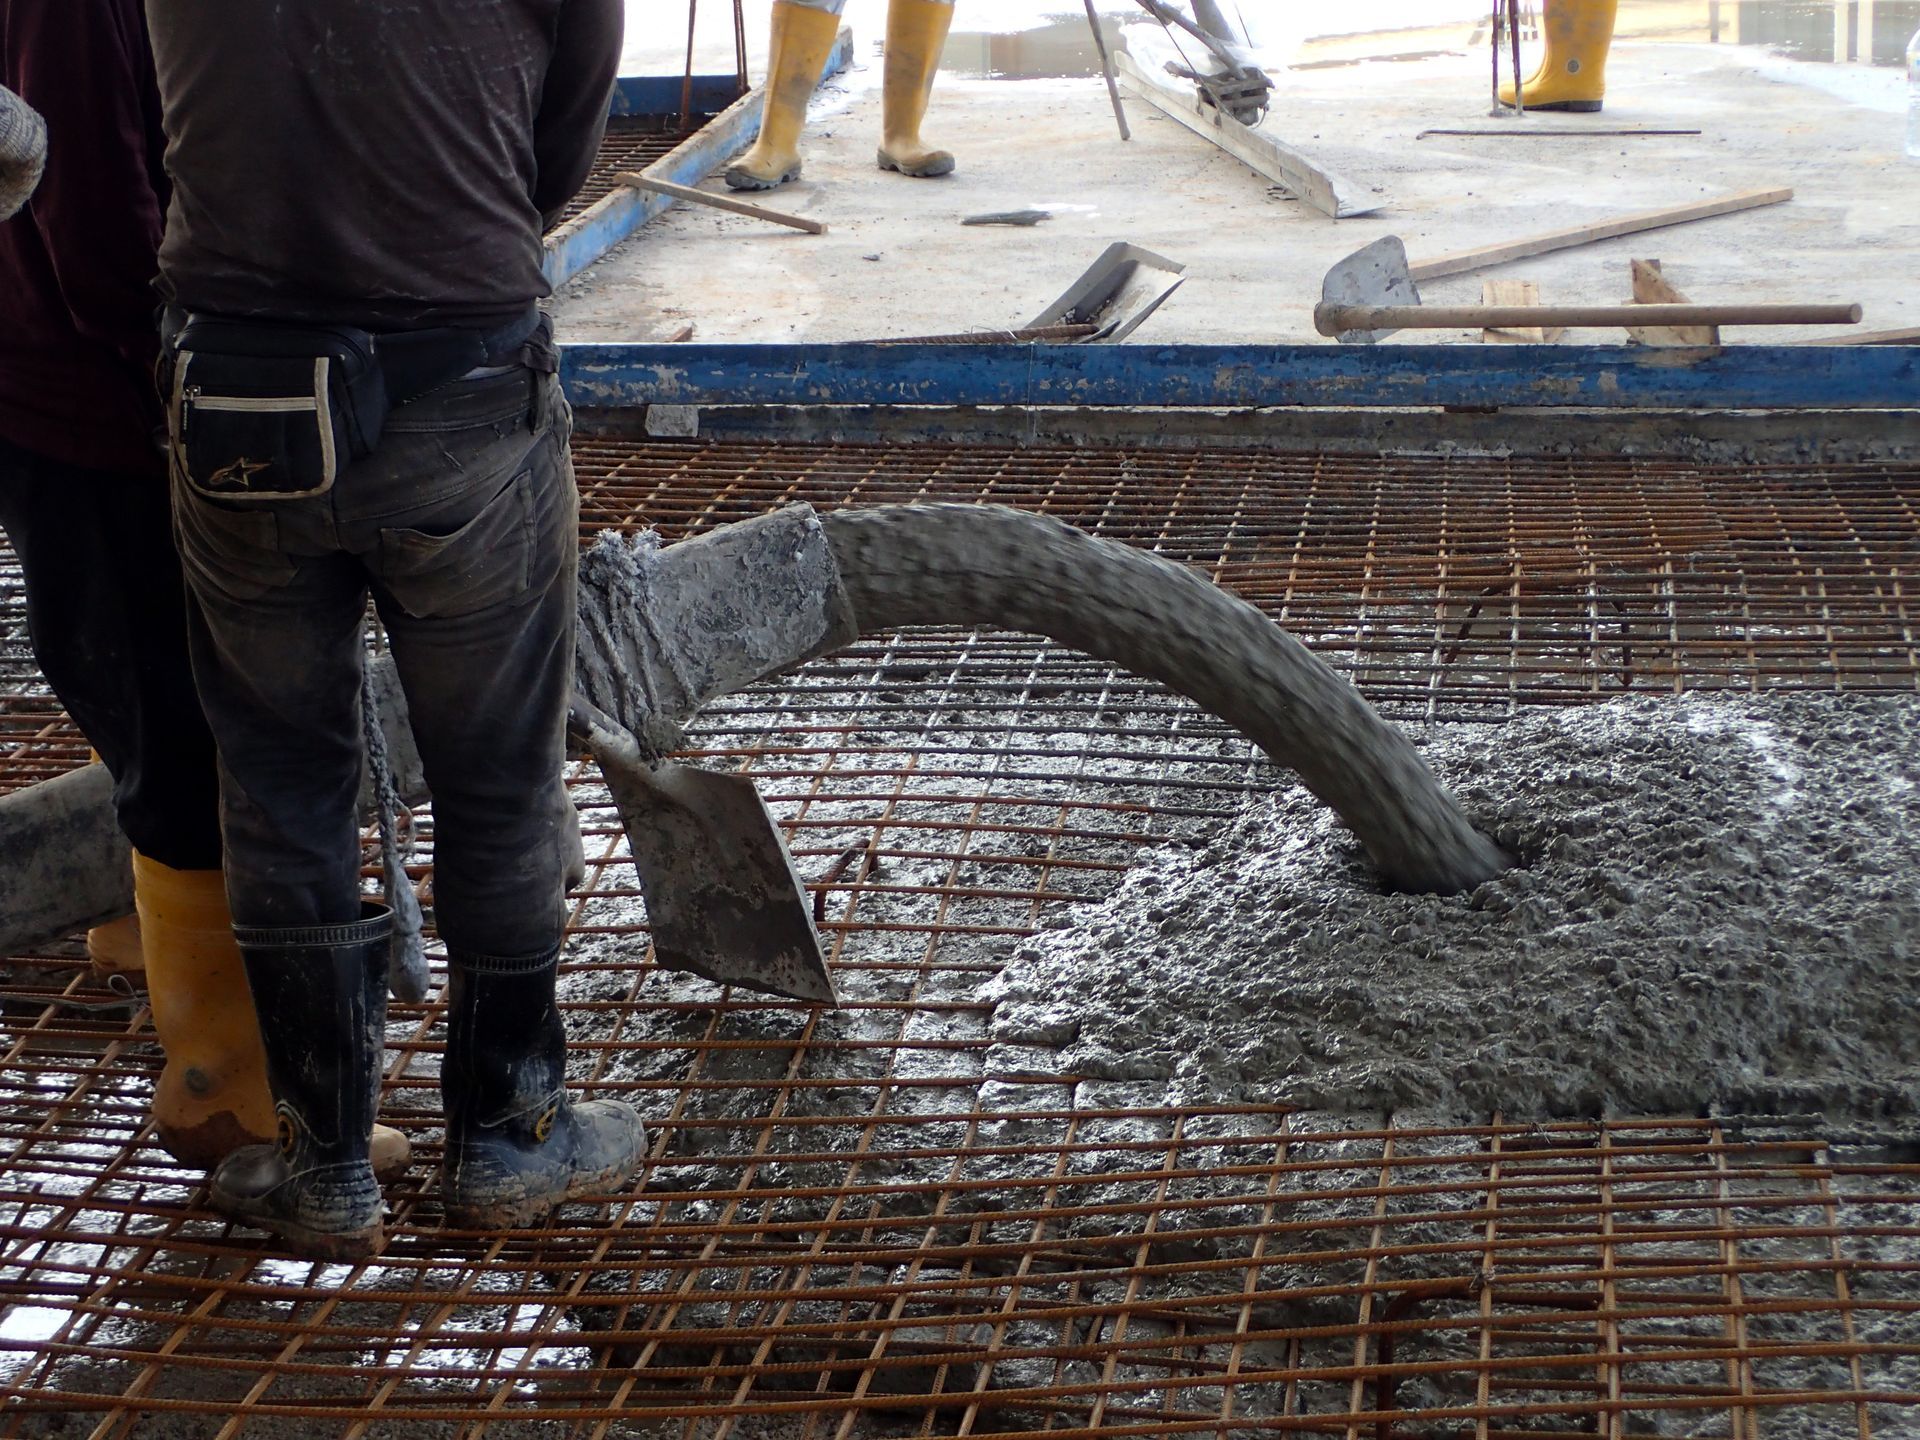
[984, 693, 1920, 1128]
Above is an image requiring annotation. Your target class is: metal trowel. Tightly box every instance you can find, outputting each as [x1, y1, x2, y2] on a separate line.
[569, 697, 836, 1005]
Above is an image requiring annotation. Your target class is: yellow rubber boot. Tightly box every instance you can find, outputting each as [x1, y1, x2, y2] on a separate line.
[88, 912, 145, 976]
[135, 853, 277, 1168]
[725, 1, 843, 191]
[135, 854, 414, 1178]
[1499, 0, 1617, 112]
[878, 0, 956, 177]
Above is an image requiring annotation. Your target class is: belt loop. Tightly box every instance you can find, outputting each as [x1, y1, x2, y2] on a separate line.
[529, 371, 551, 433]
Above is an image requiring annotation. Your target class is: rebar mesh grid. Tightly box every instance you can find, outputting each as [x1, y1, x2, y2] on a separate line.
[3, 437, 1919, 1435]
[548, 115, 712, 232]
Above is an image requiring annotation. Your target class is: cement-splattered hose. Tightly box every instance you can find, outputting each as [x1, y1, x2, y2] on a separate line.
[819, 503, 1509, 893]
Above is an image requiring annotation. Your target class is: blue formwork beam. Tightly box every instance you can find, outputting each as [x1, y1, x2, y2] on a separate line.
[560, 342, 1920, 411]
[610, 73, 745, 116]
[543, 28, 855, 290]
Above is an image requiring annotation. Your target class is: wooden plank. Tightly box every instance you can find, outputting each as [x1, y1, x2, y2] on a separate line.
[1112, 50, 1380, 219]
[613, 172, 826, 234]
[1410, 188, 1793, 281]
[557, 341, 1920, 411]
[1479, 279, 1565, 344]
[1627, 259, 1718, 346]
[1805, 326, 1920, 345]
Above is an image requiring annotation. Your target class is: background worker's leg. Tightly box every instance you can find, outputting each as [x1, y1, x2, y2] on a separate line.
[0, 438, 224, 875]
[877, 0, 957, 178]
[1500, 0, 1618, 111]
[725, 0, 844, 192]
[0, 439, 284, 1162]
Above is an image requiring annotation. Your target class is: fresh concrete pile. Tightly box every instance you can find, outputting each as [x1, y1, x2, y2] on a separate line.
[983, 693, 1920, 1129]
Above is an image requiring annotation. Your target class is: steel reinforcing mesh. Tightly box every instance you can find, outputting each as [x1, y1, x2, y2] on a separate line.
[2, 437, 1916, 1436]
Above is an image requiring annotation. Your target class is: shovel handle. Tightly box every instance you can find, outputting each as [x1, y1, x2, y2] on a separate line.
[1315, 301, 1862, 337]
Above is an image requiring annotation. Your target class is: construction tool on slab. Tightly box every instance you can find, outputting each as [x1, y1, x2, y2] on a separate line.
[1131, 0, 1272, 123]
[568, 697, 836, 1004]
[614, 171, 825, 234]
[1084, 0, 1131, 141]
[1025, 241, 1186, 341]
[1317, 291, 1860, 342]
[1305, 207, 1843, 341]
[1318, 191, 1801, 343]
[1114, 50, 1379, 219]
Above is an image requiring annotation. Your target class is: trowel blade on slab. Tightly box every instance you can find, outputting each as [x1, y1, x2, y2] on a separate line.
[1319, 234, 1423, 344]
[1027, 242, 1186, 342]
[575, 704, 836, 1005]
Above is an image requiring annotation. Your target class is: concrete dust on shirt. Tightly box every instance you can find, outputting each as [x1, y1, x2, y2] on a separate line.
[983, 694, 1920, 1129]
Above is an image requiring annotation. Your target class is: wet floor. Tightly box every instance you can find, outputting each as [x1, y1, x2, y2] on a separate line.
[936, 0, 1918, 79]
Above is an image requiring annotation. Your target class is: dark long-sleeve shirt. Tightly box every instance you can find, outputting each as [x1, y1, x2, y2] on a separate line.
[146, 0, 621, 332]
[0, 0, 171, 476]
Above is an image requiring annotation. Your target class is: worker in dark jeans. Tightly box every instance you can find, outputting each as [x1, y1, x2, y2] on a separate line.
[147, 0, 642, 1259]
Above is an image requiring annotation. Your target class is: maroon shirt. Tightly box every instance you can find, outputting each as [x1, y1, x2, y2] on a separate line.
[0, 0, 170, 477]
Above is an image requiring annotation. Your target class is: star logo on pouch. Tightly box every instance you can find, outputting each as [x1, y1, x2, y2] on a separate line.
[207, 456, 272, 488]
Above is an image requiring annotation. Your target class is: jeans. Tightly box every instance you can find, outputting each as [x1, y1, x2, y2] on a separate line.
[0, 436, 224, 870]
[169, 366, 578, 959]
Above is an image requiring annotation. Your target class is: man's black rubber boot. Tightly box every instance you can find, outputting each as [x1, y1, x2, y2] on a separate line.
[210, 904, 392, 1261]
[442, 946, 645, 1229]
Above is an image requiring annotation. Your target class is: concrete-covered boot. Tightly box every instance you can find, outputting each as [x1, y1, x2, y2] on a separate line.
[877, 0, 956, 177]
[1499, 0, 1618, 112]
[441, 947, 645, 1229]
[725, 0, 842, 191]
[209, 904, 394, 1260]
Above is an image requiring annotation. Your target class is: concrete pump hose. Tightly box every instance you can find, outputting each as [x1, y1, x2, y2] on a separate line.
[819, 503, 1510, 894]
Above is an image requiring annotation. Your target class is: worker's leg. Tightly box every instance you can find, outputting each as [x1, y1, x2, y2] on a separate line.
[725, 0, 844, 191]
[361, 367, 643, 1227]
[174, 465, 401, 1253]
[1500, 0, 1618, 112]
[0, 438, 289, 1166]
[877, 0, 956, 178]
[0, 437, 224, 874]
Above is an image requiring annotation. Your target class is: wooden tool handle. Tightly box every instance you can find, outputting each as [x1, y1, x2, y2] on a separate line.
[1316, 301, 1862, 336]
[614, 171, 826, 234]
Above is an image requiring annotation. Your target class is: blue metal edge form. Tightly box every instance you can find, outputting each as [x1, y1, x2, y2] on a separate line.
[610, 73, 745, 116]
[560, 342, 1920, 411]
[543, 28, 855, 290]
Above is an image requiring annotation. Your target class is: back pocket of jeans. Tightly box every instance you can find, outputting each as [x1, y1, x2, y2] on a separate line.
[171, 482, 298, 602]
[376, 467, 535, 619]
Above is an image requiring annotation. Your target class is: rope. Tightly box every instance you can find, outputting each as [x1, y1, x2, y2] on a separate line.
[361, 667, 430, 1002]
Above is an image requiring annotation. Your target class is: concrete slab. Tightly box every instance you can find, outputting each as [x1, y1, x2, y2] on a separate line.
[554, 32, 1918, 346]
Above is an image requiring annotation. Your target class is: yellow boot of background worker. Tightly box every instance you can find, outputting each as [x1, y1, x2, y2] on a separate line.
[725, 0, 843, 191]
[1500, 0, 1618, 112]
[135, 854, 412, 1177]
[878, 0, 956, 177]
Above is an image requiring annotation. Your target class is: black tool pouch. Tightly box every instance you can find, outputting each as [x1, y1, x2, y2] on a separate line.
[171, 318, 389, 500]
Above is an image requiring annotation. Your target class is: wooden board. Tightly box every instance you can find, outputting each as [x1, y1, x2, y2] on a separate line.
[1479, 279, 1566, 344]
[1113, 50, 1381, 219]
[1409, 188, 1793, 282]
[1627, 259, 1718, 346]
[1805, 326, 1920, 346]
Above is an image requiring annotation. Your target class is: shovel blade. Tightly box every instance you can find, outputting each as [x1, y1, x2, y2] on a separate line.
[1319, 234, 1422, 344]
[593, 750, 836, 1004]
[1028, 242, 1186, 342]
